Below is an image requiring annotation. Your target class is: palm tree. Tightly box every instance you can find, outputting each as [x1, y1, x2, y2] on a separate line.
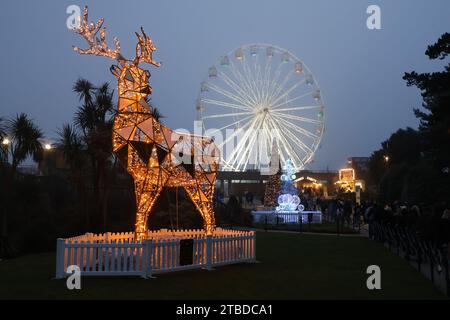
[150, 106, 164, 122]
[56, 124, 90, 231]
[7, 113, 43, 176]
[73, 79, 115, 232]
[0, 117, 7, 163]
[146, 97, 164, 122]
[1, 113, 43, 257]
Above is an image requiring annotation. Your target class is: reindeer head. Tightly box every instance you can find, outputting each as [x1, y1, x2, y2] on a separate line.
[72, 6, 161, 104]
[73, 6, 161, 67]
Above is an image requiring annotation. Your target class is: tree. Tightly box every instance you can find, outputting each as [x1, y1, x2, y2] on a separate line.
[56, 124, 89, 231]
[72, 79, 115, 232]
[381, 127, 422, 165]
[146, 97, 164, 122]
[368, 128, 425, 203]
[150, 106, 164, 122]
[1, 113, 43, 257]
[264, 172, 281, 207]
[0, 117, 7, 163]
[6, 113, 44, 176]
[403, 32, 450, 172]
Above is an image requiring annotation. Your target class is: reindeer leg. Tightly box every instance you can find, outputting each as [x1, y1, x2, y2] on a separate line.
[184, 180, 216, 236]
[134, 176, 165, 241]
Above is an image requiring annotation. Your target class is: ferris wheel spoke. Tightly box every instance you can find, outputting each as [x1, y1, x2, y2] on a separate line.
[204, 114, 254, 137]
[220, 157, 237, 170]
[273, 112, 322, 125]
[216, 116, 255, 149]
[242, 57, 261, 103]
[268, 69, 296, 105]
[272, 105, 321, 113]
[253, 55, 264, 102]
[270, 90, 316, 110]
[270, 123, 306, 166]
[260, 124, 273, 167]
[282, 127, 314, 155]
[226, 121, 259, 167]
[273, 117, 314, 155]
[202, 111, 253, 120]
[245, 55, 260, 102]
[229, 60, 259, 104]
[236, 127, 260, 170]
[271, 114, 319, 140]
[262, 56, 273, 105]
[269, 79, 307, 107]
[202, 98, 251, 111]
[266, 61, 283, 98]
[207, 82, 254, 109]
[234, 113, 267, 170]
[226, 114, 264, 168]
[266, 116, 304, 168]
[217, 70, 258, 106]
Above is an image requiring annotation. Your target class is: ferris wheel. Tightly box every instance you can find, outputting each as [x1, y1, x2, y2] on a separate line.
[197, 43, 325, 172]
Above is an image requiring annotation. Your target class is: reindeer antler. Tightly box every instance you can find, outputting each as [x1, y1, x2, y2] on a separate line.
[72, 6, 122, 60]
[134, 27, 161, 67]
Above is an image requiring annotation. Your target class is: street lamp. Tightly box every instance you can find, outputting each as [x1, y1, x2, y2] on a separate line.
[2, 138, 10, 145]
[44, 143, 52, 150]
[383, 155, 389, 162]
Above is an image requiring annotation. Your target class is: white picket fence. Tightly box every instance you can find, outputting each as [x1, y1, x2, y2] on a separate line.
[55, 229, 256, 278]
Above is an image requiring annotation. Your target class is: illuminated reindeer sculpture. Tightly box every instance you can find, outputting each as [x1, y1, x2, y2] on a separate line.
[72, 7, 219, 240]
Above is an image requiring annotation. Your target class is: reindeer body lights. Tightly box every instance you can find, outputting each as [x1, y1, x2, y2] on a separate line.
[72, 7, 219, 240]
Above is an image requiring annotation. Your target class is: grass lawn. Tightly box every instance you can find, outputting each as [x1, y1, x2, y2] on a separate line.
[253, 222, 359, 234]
[0, 231, 445, 299]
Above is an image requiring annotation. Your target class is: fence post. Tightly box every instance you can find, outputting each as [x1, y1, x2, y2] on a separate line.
[142, 240, 153, 278]
[205, 235, 213, 270]
[298, 212, 302, 234]
[442, 243, 450, 297]
[308, 212, 312, 232]
[55, 238, 65, 279]
[252, 232, 257, 262]
[417, 243, 422, 273]
[336, 216, 340, 236]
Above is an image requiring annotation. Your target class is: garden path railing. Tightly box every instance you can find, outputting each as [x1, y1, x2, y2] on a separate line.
[369, 221, 450, 296]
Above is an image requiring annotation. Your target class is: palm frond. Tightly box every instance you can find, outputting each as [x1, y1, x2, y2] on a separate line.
[73, 78, 95, 106]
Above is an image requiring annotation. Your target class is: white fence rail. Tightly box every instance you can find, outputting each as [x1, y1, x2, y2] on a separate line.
[55, 229, 256, 278]
[252, 211, 323, 224]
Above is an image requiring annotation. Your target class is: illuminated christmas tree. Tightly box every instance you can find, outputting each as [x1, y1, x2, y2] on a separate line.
[264, 169, 281, 207]
[276, 159, 303, 212]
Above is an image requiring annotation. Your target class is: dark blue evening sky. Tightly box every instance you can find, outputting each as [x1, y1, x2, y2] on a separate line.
[0, 0, 449, 170]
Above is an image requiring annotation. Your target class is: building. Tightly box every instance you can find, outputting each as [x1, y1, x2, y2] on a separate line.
[217, 169, 339, 202]
[335, 168, 365, 192]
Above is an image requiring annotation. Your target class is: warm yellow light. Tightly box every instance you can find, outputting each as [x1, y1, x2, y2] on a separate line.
[1, 138, 9, 145]
[44, 143, 52, 150]
[384, 155, 389, 162]
[339, 168, 355, 181]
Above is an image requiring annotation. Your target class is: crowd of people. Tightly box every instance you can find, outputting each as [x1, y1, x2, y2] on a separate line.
[326, 199, 450, 247]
